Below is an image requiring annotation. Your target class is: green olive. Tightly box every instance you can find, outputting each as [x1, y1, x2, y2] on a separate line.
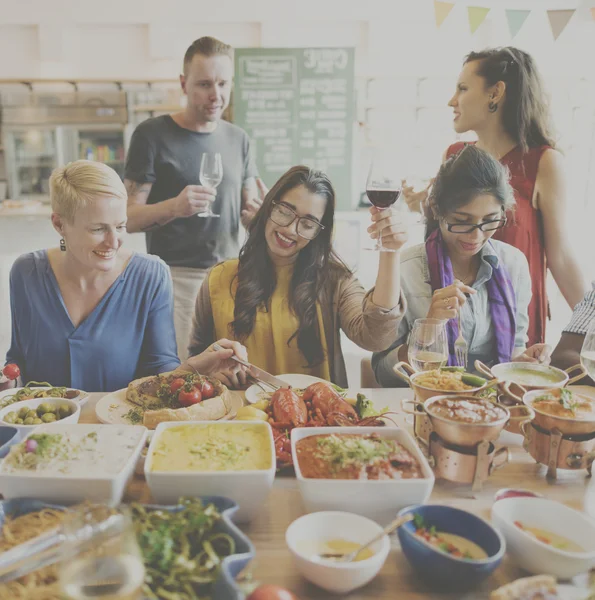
[24, 417, 35, 425]
[36, 403, 54, 416]
[26, 410, 37, 419]
[15, 418, 24, 424]
[3, 412, 16, 424]
[33, 418, 43, 424]
[58, 404, 72, 419]
[18, 407, 30, 419]
[41, 413, 57, 423]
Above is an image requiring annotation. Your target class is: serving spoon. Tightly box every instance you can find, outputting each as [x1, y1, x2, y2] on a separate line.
[318, 513, 414, 563]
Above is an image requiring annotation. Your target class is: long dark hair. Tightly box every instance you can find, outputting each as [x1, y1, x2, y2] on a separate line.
[231, 166, 350, 366]
[465, 47, 555, 153]
[425, 145, 515, 239]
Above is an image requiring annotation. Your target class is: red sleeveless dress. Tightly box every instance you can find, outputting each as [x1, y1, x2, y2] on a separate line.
[447, 142, 550, 346]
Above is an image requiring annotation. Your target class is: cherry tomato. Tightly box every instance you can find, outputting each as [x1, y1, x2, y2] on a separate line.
[199, 380, 216, 399]
[178, 388, 202, 407]
[169, 378, 186, 394]
[2, 364, 20, 381]
[246, 585, 297, 600]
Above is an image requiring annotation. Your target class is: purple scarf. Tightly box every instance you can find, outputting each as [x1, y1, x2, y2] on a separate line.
[425, 229, 517, 366]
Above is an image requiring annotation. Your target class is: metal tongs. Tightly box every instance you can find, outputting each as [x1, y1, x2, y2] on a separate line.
[0, 505, 125, 584]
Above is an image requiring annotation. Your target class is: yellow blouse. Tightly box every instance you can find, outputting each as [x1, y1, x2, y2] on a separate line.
[208, 259, 331, 380]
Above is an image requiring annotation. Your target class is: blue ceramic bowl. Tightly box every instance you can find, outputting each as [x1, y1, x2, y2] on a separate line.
[0, 497, 253, 600]
[139, 497, 254, 600]
[0, 425, 21, 458]
[397, 504, 505, 591]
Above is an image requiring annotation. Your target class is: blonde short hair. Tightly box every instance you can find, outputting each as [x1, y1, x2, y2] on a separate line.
[50, 160, 127, 223]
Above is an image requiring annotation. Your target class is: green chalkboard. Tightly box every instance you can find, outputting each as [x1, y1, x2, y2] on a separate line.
[233, 47, 355, 210]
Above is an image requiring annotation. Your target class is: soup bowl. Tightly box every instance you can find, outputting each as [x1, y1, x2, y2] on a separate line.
[397, 504, 505, 591]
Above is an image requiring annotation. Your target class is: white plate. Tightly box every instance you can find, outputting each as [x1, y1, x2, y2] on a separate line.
[558, 585, 592, 600]
[0, 386, 90, 408]
[95, 388, 245, 427]
[244, 373, 327, 404]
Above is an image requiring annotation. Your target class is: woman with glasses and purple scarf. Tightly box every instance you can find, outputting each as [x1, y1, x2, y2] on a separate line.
[187, 165, 408, 388]
[373, 145, 550, 387]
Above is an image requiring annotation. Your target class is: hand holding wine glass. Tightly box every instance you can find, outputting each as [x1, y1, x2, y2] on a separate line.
[198, 152, 223, 218]
[365, 158, 402, 252]
[408, 318, 449, 372]
[367, 206, 408, 252]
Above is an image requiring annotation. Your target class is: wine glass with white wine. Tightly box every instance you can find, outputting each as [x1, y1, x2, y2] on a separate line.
[198, 152, 222, 218]
[59, 505, 145, 600]
[580, 320, 595, 380]
[408, 318, 449, 372]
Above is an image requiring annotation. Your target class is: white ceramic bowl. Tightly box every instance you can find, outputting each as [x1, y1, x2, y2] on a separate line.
[491, 497, 595, 578]
[144, 420, 276, 523]
[291, 426, 434, 525]
[285, 511, 389, 594]
[0, 397, 80, 433]
[0, 423, 147, 504]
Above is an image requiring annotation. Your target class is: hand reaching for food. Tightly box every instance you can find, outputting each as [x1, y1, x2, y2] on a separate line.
[0, 363, 20, 391]
[427, 281, 476, 321]
[514, 343, 552, 365]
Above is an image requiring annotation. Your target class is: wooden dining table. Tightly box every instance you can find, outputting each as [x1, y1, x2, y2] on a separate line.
[80, 386, 595, 600]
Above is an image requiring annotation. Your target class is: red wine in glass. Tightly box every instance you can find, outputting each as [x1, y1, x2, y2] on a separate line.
[366, 189, 401, 208]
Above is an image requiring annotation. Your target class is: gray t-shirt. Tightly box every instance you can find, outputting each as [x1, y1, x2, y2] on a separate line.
[125, 115, 258, 269]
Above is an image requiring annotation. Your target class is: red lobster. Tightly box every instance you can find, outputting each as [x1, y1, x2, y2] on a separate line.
[267, 382, 386, 468]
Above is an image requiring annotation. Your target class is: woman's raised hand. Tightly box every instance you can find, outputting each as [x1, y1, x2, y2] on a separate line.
[402, 178, 432, 214]
[427, 281, 476, 321]
[367, 206, 408, 252]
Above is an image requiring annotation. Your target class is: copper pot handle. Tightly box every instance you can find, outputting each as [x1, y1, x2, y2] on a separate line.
[402, 399, 424, 416]
[502, 380, 526, 404]
[490, 446, 510, 474]
[393, 361, 415, 385]
[520, 419, 533, 438]
[565, 363, 587, 386]
[474, 360, 495, 379]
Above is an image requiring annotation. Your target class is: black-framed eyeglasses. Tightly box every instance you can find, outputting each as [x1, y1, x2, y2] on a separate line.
[269, 201, 325, 240]
[444, 217, 507, 234]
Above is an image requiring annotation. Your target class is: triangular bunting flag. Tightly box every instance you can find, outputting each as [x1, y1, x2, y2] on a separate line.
[505, 9, 531, 38]
[547, 9, 575, 40]
[434, 1, 455, 28]
[468, 7, 491, 34]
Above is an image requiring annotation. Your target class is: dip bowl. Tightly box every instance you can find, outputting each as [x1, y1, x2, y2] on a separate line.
[285, 511, 390, 594]
[144, 420, 276, 523]
[0, 397, 80, 434]
[397, 504, 505, 591]
[491, 497, 595, 579]
[291, 426, 434, 525]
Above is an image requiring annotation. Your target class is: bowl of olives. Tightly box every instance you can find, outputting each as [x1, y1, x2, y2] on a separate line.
[0, 397, 80, 432]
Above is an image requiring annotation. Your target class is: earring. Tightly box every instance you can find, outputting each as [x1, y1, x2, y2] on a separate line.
[60, 238, 66, 252]
[488, 101, 498, 113]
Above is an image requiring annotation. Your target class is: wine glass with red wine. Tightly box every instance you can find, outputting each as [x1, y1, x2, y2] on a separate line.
[366, 159, 402, 252]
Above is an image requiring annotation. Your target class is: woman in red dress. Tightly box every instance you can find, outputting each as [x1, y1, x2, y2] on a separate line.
[404, 47, 586, 346]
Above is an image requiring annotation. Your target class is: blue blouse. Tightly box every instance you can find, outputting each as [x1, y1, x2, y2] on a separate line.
[6, 250, 180, 392]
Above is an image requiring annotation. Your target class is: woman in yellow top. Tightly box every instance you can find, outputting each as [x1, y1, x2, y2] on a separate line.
[188, 165, 408, 388]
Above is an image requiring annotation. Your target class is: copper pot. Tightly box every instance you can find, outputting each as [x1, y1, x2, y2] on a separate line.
[403, 394, 533, 447]
[522, 388, 595, 436]
[475, 361, 586, 401]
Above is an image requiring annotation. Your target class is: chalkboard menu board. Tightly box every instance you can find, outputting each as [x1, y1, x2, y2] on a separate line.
[233, 48, 355, 210]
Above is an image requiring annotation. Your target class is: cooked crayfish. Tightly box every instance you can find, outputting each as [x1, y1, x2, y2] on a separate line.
[267, 382, 387, 468]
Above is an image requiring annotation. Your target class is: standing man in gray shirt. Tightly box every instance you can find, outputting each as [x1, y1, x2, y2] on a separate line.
[125, 36, 266, 359]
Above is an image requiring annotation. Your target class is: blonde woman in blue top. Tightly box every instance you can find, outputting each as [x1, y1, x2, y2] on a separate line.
[4, 161, 246, 392]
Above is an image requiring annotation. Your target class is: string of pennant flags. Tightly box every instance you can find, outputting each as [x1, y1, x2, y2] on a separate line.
[434, 1, 595, 40]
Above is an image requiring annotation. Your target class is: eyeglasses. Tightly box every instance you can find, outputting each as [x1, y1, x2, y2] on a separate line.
[444, 217, 507, 234]
[269, 202, 325, 240]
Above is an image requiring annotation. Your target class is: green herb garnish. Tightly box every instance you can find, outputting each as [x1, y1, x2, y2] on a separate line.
[559, 388, 579, 414]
